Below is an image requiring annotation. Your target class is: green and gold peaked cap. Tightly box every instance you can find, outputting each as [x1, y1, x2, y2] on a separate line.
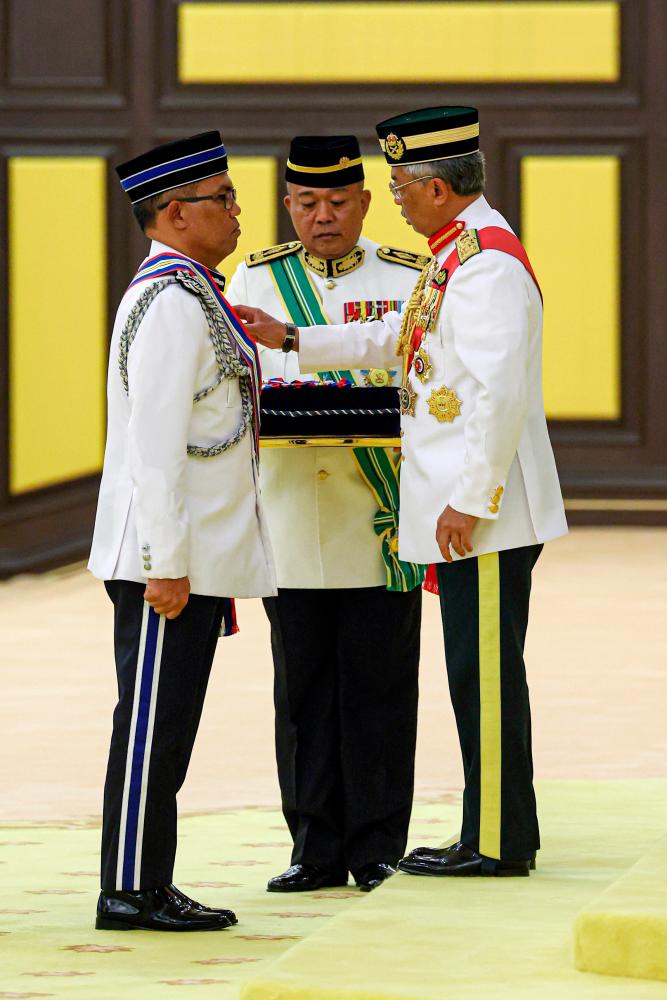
[376, 106, 479, 165]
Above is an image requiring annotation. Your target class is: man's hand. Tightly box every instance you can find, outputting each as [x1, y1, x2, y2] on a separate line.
[233, 305, 295, 350]
[144, 577, 190, 619]
[436, 507, 478, 563]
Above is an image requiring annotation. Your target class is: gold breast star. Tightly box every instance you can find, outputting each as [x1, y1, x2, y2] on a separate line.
[427, 386, 462, 423]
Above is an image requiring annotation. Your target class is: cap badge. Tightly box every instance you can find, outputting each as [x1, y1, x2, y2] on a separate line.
[339, 156, 350, 167]
[385, 133, 405, 161]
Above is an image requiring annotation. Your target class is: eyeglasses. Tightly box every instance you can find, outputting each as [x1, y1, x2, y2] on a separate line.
[388, 175, 434, 202]
[156, 188, 237, 211]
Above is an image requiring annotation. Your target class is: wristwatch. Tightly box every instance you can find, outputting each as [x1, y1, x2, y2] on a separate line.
[281, 322, 297, 353]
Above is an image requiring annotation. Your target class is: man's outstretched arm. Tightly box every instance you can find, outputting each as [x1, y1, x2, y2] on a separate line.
[234, 304, 401, 372]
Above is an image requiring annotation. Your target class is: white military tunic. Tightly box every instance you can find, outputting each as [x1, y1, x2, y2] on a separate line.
[89, 240, 277, 598]
[228, 234, 425, 587]
[297, 197, 568, 564]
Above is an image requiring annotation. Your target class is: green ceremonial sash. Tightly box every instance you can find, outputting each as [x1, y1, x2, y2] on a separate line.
[268, 252, 425, 593]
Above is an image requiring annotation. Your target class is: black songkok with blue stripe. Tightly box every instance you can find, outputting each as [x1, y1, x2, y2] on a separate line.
[116, 131, 228, 205]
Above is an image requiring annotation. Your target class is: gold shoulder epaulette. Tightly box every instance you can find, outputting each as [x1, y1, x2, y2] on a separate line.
[245, 241, 302, 268]
[455, 228, 482, 265]
[376, 246, 432, 271]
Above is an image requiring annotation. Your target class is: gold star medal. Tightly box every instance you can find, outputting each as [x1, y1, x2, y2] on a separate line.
[399, 382, 417, 417]
[427, 385, 462, 423]
[413, 345, 432, 384]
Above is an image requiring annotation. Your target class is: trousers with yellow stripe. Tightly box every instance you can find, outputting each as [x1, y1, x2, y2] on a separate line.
[436, 544, 542, 861]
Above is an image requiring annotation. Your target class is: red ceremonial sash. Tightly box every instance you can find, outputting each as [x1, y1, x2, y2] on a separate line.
[408, 226, 541, 373]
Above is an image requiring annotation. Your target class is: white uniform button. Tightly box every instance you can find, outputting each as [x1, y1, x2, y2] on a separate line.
[317, 469, 330, 481]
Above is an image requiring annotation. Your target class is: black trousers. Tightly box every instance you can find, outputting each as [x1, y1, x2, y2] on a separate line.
[101, 580, 225, 892]
[263, 585, 421, 873]
[436, 545, 542, 861]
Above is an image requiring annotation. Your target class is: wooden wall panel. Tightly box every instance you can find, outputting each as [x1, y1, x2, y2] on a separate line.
[521, 154, 621, 421]
[7, 0, 109, 89]
[178, 1, 620, 84]
[8, 156, 107, 494]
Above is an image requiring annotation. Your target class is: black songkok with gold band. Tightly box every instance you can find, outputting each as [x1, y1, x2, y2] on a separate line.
[376, 106, 479, 165]
[285, 135, 364, 188]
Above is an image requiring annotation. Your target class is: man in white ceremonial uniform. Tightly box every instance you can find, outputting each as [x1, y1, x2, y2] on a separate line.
[89, 130, 276, 931]
[228, 136, 429, 893]
[237, 107, 568, 878]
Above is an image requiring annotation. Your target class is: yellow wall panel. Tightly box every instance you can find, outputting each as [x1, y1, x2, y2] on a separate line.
[220, 156, 277, 281]
[179, 2, 619, 84]
[9, 157, 107, 494]
[521, 155, 620, 421]
[362, 156, 429, 257]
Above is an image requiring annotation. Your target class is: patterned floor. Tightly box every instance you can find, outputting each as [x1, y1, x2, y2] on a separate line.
[0, 799, 460, 999]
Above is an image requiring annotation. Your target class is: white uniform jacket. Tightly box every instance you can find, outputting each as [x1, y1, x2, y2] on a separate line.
[297, 198, 568, 565]
[88, 240, 277, 598]
[227, 235, 426, 588]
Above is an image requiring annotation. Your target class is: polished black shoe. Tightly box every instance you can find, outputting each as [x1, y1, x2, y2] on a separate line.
[95, 885, 233, 931]
[353, 862, 396, 892]
[398, 841, 534, 877]
[168, 884, 238, 925]
[405, 842, 536, 870]
[267, 864, 348, 893]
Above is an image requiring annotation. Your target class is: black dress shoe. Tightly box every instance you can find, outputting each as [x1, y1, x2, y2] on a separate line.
[353, 862, 396, 892]
[405, 842, 536, 870]
[398, 841, 534, 877]
[167, 884, 238, 924]
[267, 864, 348, 893]
[95, 886, 233, 931]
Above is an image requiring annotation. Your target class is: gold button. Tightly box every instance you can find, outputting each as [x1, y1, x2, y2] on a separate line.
[489, 504, 499, 514]
[317, 469, 330, 481]
[497, 486, 504, 495]
[491, 494, 501, 504]
[325, 279, 336, 289]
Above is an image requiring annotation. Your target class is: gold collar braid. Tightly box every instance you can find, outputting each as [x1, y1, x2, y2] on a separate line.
[303, 245, 365, 279]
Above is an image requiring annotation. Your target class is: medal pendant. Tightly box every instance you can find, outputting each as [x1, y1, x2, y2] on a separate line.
[413, 345, 432, 384]
[399, 382, 418, 418]
[427, 385, 462, 423]
[365, 368, 391, 387]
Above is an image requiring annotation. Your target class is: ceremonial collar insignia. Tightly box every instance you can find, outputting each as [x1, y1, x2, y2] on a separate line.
[428, 219, 466, 255]
[303, 246, 365, 279]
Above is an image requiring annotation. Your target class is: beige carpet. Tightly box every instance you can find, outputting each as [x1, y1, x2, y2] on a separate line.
[2, 527, 667, 824]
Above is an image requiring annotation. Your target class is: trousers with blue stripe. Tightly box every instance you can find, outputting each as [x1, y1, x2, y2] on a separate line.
[436, 544, 543, 861]
[101, 581, 227, 892]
